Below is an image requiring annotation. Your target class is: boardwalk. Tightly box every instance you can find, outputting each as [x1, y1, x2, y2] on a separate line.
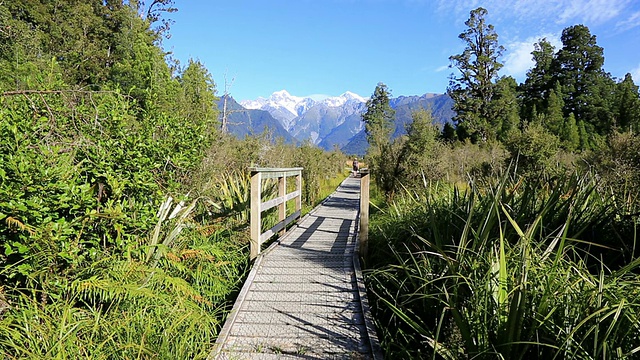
[210, 176, 381, 360]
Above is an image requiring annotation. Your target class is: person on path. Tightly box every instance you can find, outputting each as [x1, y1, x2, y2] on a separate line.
[352, 158, 359, 177]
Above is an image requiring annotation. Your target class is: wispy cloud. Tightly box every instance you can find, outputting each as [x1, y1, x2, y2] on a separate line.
[437, 0, 633, 27]
[617, 11, 640, 31]
[502, 34, 561, 80]
[435, 65, 450, 72]
[557, 0, 629, 24]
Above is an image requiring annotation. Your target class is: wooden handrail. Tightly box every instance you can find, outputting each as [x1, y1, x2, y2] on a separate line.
[359, 168, 370, 258]
[249, 167, 303, 259]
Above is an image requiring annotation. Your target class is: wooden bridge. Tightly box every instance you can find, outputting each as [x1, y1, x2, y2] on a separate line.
[209, 168, 382, 359]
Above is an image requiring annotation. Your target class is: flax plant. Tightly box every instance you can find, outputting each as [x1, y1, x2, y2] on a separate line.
[366, 172, 640, 359]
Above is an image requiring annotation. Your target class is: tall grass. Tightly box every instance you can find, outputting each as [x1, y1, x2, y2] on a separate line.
[366, 172, 640, 359]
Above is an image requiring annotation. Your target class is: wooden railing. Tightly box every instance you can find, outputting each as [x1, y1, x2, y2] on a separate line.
[358, 168, 370, 257]
[249, 167, 303, 259]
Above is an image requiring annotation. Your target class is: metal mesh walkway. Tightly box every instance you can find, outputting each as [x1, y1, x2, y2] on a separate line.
[210, 176, 381, 359]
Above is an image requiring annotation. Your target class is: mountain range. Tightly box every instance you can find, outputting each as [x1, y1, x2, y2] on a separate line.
[223, 90, 455, 155]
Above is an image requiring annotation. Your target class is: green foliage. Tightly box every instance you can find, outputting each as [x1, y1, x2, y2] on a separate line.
[0, 1, 350, 358]
[520, 38, 556, 121]
[0, 2, 235, 353]
[0, 87, 218, 284]
[0, 171, 250, 359]
[176, 59, 219, 127]
[555, 25, 610, 127]
[363, 82, 397, 197]
[561, 112, 580, 151]
[366, 173, 640, 359]
[437, 140, 509, 183]
[363, 82, 395, 153]
[488, 76, 520, 141]
[401, 109, 443, 183]
[590, 132, 640, 227]
[506, 121, 560, 174]
[448, 7, 504, 142]
[612, 73, 640, 133]
[293, 142, 345, 205]
[518, 24, 623, 148]
[542, 82, 565, 134]
[440, 122, 458, 142]
[191, 134, 345, 208]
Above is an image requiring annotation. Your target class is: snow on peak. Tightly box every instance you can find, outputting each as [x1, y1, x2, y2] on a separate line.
[342, 91, 368, 103]
[240, 90, 309, 118]
[240, 98, 264, 109]
[240, 90, 367, 123]
[264, 90, 314, 118]
[321, 91, 368, 107]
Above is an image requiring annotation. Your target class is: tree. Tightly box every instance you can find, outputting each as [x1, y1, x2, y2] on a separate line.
[578, 119, 589, 150]
[561, 112, 580, 151]
[553, 25, 613, 132]
[612, 73, 640, 133]
[403, 109, 442, 181]
[543, 82, 565, 135]
[489, 76, 520, 141]
[448, 7, 504, 142]
[363, 82, 395, 158]
[441, 122, 458, 142]
[177, 59, 218, 127]
[520, 38, 556, 120]
[362, 82, 396, 197]
[506, 122, 559, 174]
[129, 0, 178, 38]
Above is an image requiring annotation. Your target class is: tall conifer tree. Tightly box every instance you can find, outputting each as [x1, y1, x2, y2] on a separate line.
[448, 7, 504, 142]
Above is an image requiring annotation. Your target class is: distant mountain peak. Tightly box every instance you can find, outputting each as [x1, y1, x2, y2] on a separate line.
[342, 91, 368, 102]
[240, 90, 318, 130]
[320, 91, 368, 108]
[239, 90, 370, 133]
[271, 89, 293, 97]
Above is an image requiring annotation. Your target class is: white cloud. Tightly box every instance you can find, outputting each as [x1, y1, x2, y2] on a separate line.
[631, 64, 640, 85]
[502, 34, 561, 80]
[435, 65, 449, 72]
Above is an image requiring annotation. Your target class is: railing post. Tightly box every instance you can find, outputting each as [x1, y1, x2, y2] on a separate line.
[295, 171, 302, 213]
[359, 168, 370, 258]
[278, 174, 286, 236]
[250, 170, 262, 259]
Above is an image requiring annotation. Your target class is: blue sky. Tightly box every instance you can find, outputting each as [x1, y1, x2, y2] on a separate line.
[163, 0, 640, 102]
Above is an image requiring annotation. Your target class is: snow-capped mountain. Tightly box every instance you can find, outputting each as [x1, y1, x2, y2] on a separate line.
[240, 90, 317, 131]
[240, 90, 369, 132]
[238, 90, 455, 154]
[288, 98, 366, 146]
[319, 91, 368, 108]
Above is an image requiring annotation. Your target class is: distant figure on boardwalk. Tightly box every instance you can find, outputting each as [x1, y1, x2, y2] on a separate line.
[352, 158, 359, 177]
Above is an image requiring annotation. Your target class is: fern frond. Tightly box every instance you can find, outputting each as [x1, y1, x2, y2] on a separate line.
[5, 216, 36, 235]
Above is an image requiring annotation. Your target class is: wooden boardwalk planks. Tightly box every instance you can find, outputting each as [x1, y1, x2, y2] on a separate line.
[210, 177, 382, 360]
